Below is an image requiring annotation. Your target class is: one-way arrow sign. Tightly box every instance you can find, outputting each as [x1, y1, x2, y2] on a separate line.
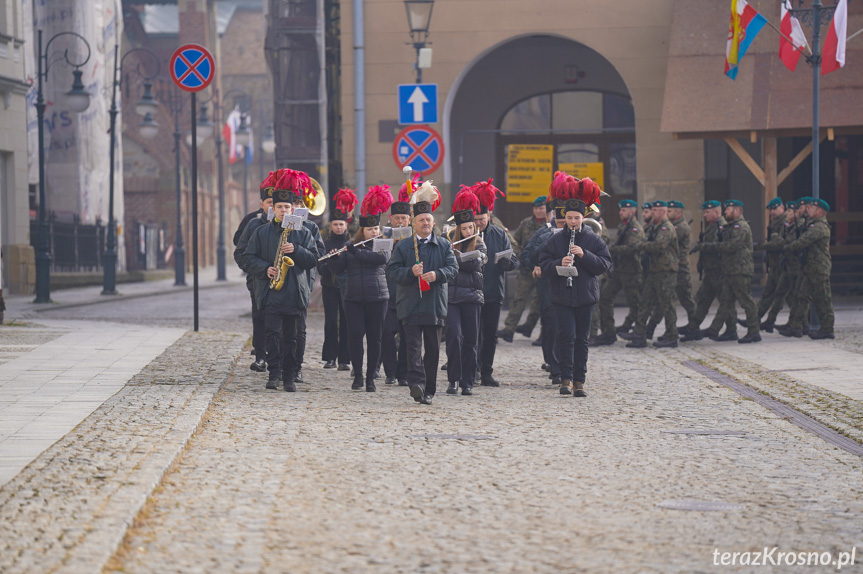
[398, 84, 438, 125]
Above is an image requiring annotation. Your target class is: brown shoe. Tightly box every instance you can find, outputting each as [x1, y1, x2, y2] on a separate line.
[573, 380, 586, 397]
[559, 379, 573, 395]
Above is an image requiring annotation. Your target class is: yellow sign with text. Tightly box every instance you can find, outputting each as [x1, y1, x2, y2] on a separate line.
[558, 162, 605, 190]
[506, 144, 554, 203]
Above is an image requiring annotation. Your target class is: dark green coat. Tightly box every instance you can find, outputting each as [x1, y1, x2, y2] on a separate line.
[693, 216, 726, 273]
[671, 217, 692, 272]
[511, 215, 545, 258]
[386, 232, 459, 326]
[761, 211, 788, 270]
[703, 216, 754, 276]
[640, 216, 679, 274]
[787, 216, 831, 275]
[608, 218, 644, 275]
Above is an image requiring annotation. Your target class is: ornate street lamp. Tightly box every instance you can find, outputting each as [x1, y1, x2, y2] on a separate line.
[403, 0, 435, 82]
[33, 30, 92, 303]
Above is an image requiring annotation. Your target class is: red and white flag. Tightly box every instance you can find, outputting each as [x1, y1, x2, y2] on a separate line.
[222, 107, 241, 164]
[779, 0, 808, 71]
[822, 0, 847, 76]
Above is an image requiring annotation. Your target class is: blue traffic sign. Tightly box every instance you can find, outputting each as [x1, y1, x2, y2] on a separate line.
[170, 44, 215, 93]
[392, 125, 444, 174]
[398, 84, 438, 125]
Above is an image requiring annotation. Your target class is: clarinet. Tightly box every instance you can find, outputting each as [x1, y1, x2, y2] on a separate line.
[566, 227, 576, 288]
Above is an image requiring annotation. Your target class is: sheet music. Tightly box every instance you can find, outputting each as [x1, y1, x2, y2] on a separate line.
[390, 226, 412, 240]
[556, 265, 579, 277]
[282, 214, 303, 229]
[293, 207, 309, 221]
[373, 238, 393, 258]
[459, 250, 481, 262]
[494, 248, 513, 264]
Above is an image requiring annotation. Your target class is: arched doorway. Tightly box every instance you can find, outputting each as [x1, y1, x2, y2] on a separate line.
[446, 35, 635, 229]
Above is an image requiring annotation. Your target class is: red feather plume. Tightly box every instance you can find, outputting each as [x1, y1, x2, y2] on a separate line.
[548, 171, 580, 201]
[260, 170, 278, 190]
[276, 168, 313, 194]
[399, 174, 421, 202]
[578, 177, 602, 206]
[361, 185, 394, 217]
[452, 187, 481, 214]
[334, 188, 358, 215]
[471, 178, 505, 212]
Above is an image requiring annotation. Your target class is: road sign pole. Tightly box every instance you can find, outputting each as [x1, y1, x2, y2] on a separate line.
[191, 91, 200, 332]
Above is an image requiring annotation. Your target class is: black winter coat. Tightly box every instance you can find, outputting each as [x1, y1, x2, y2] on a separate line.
[386, 232, 458, 326]
[302, 220, 325, 288]
[480, 224, 518, 303]
[522, 223, 556, 310]
[233, 212, 266, 294]
[447, 236, 487, 306]
[233, 209, 264, 247]
[242, 220, 319, 314]
[317, 232, 350, 288]
[539, 225, 612, 308]
[329, 243, 390, 303]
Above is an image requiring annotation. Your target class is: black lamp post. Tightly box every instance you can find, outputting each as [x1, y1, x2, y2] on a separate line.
[33, 30, 92, 303]
[102, 46, 160, 295]
[403, 0, 434, 83]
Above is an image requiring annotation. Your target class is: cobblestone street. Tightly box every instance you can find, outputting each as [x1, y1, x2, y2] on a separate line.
[2, 280, 862, 573]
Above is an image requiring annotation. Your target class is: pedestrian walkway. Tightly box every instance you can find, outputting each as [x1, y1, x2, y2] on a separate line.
[0, 320, 185, 486]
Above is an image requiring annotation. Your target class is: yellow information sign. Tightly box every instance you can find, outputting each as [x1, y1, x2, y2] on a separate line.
[559, 162, 605, 190]
[506, 144, 554, 203]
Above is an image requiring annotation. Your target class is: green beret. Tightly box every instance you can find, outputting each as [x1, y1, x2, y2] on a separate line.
[701, 200, 721, 209]
[667, 200, 684, 209]
[532, 195, 547, 207]
[724, 199, 744, 208]
[652, 200, 668, 208]
[812, 198, 830, 211]
[618, 199, 638, 208]
[786, 201, 798, 209]
[766, 197, 783, 209]
[798, 197, 812, 206]
[642, 202, 652, 210]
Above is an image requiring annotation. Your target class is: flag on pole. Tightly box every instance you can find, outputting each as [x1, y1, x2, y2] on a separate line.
[779, 0, 808, 71]
[223, 107, 241, 164]
[725, 0, 768, 80]
[822, 0, 847, 76]
[246, 124, 254, 166]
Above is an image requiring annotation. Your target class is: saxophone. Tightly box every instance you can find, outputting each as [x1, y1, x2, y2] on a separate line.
[566, 227, 576, 288]
[269, 224, 295, 291]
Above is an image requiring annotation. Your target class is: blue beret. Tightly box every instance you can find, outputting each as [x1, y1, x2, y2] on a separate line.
[766, 197, 783, 209]
[812, 198, 830, 211]
[724, 199, 744, 208]
[701, 200, 721, 209]
[618, 199, 638, 208]
[667, 200, 685, 209]
[652, 200, 668, 208]
[533, 195, 547, 207]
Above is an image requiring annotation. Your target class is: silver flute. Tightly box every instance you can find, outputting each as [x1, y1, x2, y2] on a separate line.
[566, 227, 576, 288]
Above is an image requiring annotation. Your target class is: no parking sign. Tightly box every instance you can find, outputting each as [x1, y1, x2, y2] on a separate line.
[170, 44, 215, 92]
[392, 125, 444, 175]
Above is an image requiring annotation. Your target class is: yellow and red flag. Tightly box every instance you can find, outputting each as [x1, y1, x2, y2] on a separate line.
[725, 0, 768, 80]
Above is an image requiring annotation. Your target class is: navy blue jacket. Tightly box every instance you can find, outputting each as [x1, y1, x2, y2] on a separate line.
[539, 225, 612, 308]
[447, 235, 487, 306]
[233, 212, 266, 294]
[317, 232, 349, 289]
[522, 223, 556, 310]
[329, 243, 389, 303]
[386, 232, 458, 326]
[480, 224, 518, 303]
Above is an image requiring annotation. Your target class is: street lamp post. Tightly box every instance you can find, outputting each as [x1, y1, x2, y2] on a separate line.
[102, 46, 160, 295]
[403, 0, 435, 83]
[33, 29, 92, 303]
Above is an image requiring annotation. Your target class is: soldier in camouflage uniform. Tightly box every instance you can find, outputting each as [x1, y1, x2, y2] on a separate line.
[617, 202, 655, 335]
[777, 198, 813, 334]
[622, 200, 679, 348]
[667, 200, 696, 326]
[761, 200, 798, 332]
[593, 199, 643, 346]
[499, 196, 547, 342]
[588, 206, 610, 342]
[700, 199, 761, 344]
[781, 198, 835, 339]
[750, 197, 788, 331]
[681, 200, 725, 341]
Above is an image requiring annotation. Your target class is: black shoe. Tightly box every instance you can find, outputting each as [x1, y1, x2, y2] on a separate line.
[714, 330, 738, 342]
[410, 385, 424, 403]
[592, 333, 616, 346]
[737, 318, 747, 328]
[496, 330, 513, 343]
[446, 382, 458, 395]
[266, 376, 279, 390]
[738, 333, 762, 344]
[250, 359, 267, 372]
[351, 377, 364, 390]
[532, 338, 543, 347]
[677, 325, 692, 336]
[515, 324, 533, 338]
[461, 387, 473, 396]
[808, 330, 835, 340]
[337, 363, 350, 371]
[541, 362, 549, 371]
[618, 331, 639, 341]
[653, 337, 678, 348]
[551, 377, 561, 386]
[701, 327, 719, 338]
[323, 360, 336, 369]
[293, 368, 304, 383]
[760, 321, 774, 333]
[680, 331, 704, 342]
[385, 376, 396, 385]
[420, 395, 433, 405]
[779, 328, 803, 338]
[480, 377, 500, 387]
[625, 336, 648, 348]
[283, 379, 297, 392]
[548, 372, 555, 380]
[366, 381, 377, 392]
[398, 379, 408, 387]
[441, 362, 448, 371]
[616, 325, 632, 335]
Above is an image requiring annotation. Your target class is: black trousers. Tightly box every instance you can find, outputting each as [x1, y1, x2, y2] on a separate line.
[382, 306, 407, 381]
[403, 324, 443, 397]
[249, 293, 266, 361]
[295, 308, 307, 368]
[343, 300, 386, 382]
[555, 303, 592, 382]
[264, 310, 300, 382]
[445, 302, 481, 388]
[321, 286, 349, 364]
[479, 301, 502, 379]
[541, 305, 559, 377]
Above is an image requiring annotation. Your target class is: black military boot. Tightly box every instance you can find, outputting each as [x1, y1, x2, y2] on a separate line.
[283, 377, 297, 392]
[808, 330, 835, 340]
[531, 338, 543, 346]
[714, 330, 738, 342]
[738, 332, 762, 344]
[496, 329, 514, 343]
[616, 324, 632, 335]
[653, 337, 678, 348]
[625, 335, 648, 348]
[446, 382, 458, 395]
[779, 327, 803, 338]
[592, 332, 617, 346]
[351, 375, 364, 390]
[366, 378, 377, 392]
[480, 376, 500, 387]
[266, 374, 280, 390]
[461, 385, 473, 396]
[759, 321, 774, 333]
[700, 327, 719, 339]
[515, 324, 533, 338]
[680, 330, 704, 342]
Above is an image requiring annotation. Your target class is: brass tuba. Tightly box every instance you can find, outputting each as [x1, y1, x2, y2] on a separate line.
[304, 177, 327, 216]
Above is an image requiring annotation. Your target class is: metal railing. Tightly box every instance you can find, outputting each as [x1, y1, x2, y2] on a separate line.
[29, 214, 105, 272]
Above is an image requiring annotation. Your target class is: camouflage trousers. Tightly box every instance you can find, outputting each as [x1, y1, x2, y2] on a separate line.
[635, 272, 677, 339]
[688, 269, 722, 329]
[503, 271, 540, 334]
[647, 269, 695, 329]
[709, 274, 759, 335]
[598, 272, 641, 335]
[764, 270, 790, 324]
[589, 274, 608, 337]
[789, 273, 834, 332]
[756, 268, 785, 321]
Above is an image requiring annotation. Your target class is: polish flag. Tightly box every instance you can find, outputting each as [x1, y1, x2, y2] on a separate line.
[223, 107, 241, 164]
[822, 0, 847, 76]
[779, 0, 807, 71]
